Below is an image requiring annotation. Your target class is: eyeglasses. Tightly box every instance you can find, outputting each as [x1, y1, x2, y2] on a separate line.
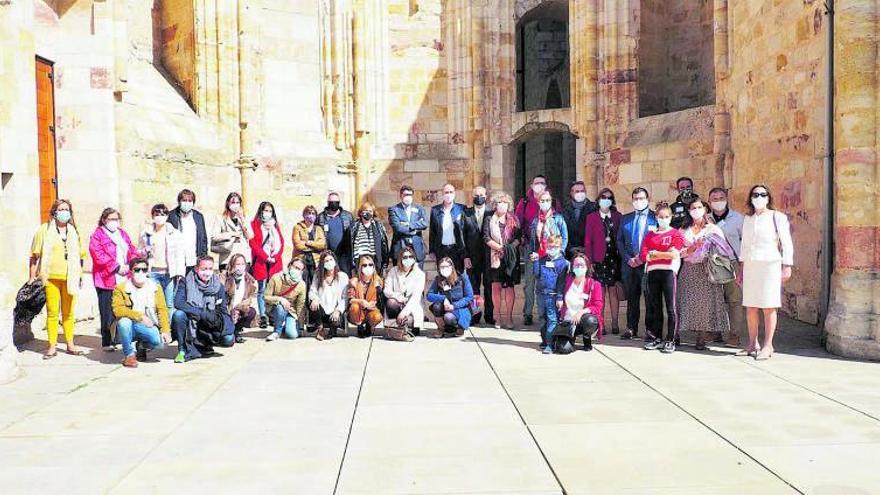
[751, 192, 769, 198]
[132, 267, 148, 273]
[402, 193, 413, 197]
[600, 195, 613, 200]
[362, 263, 375, 268]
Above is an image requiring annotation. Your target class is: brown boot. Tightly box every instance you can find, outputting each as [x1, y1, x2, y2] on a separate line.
[315, 326, 326, 341]
[122, 354, 139, 368]
[724, 333, 741, 348]
[455, 327, 464, 337]
[695, 332, 708, 351]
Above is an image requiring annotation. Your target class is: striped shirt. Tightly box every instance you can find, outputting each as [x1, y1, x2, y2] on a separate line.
[353, 224, 376, 261]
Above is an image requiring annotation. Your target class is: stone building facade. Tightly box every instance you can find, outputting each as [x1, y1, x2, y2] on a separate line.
[0, 0, 878, 361]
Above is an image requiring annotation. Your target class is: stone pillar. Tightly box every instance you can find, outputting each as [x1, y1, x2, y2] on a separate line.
[825, 0, 880, 360]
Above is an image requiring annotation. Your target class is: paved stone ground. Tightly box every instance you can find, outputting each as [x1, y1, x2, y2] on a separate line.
[3, 315, 880, 495]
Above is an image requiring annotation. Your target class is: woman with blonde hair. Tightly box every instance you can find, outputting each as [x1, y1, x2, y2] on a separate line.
[29, 199, 87, 359]
[210, 192, 254, 271]
[483, 192, 521, 329]
[347, 201, 390, 274]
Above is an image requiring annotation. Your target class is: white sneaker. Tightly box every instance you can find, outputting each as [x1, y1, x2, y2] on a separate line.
[102, 345, 117, 352]
[265, 333, 279, 342]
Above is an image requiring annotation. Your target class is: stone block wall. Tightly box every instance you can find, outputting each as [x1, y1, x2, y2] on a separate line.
[158, 0, 196, 108]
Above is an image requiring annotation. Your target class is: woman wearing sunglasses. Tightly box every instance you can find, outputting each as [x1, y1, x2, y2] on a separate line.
[347, 254, 384, 338]
[110, 257, 172, 367]
[740, 185, 794, 360]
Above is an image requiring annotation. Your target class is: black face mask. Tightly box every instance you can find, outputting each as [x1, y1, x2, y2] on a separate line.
[361, 212, 373, 221]
[473, 196, 486, 206]
[327, 201, 340, 212]
[679, 188, 694, 201]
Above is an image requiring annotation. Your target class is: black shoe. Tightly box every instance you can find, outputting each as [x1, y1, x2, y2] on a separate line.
[472, 315, 482, 326]
[584, 338, 593, 351]
[259, 316, 268, 329]
[135, 342, 147, 362]
[412, 328, 421, 337]
[620, 329, 634, 340]
[235, 335, 245, 344]
[643, 332, 657, 343]
[611, 327, 620, 335]
[485, 318, 496, 326]
[523, 315, 533, 326]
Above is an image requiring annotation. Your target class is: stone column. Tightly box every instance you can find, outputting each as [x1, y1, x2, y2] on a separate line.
[825, 0, 880, 360]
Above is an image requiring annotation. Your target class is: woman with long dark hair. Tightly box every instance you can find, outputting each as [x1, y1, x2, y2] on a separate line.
[583, 187, 624, 335]
[309, 250, 349, 340]
[211, 192, 253, 271]
[426, 256, 475, 338]
[248, 201, 284, 328]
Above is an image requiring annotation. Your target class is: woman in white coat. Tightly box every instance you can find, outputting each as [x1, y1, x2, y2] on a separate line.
[740, 184, 794, 360]
[383, 246, 426, 341]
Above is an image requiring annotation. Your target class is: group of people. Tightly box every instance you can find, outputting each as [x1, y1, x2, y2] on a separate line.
[28, 175, 794, 366]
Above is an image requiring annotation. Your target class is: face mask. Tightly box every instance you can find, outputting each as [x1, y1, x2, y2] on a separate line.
[689, 208, 706, 220]
[228, 203, 241, 213]
[105, 220, 120, 232]
[710, 201, 727, 212]
[539, 201, 552, 213]
[261, 211, 274, 223]
[361, 211, 373, 221]
[657, 218, 672, 229]
[532, 184, 546, 195]
[402, 257, 415, 269]
[547, 248, 561, 258]
[304, 214, 316, 224]
[361, 266, 375, 277]
[198, 270, 213, 282]
[679, 188, 694, 199]
[180, 201, 194, 213]
[598, 198, 613, 210]
[323, 259, 336, 271]
[633, 199, 649, 211]
[496, 203, 509, 214]
[55, 210, 71, 224]
[443, 193, 455, 203]
[473, 196, 487, 206]
[289, 269, 302, 282]
[327, 201, 340, 211]
[153, 215, 168, 226]
[232, 266, 246, 277]
[439, 267, 453, 278]
[752, 196, 769, 210]
[402, 196, 413, 206]
[573, 192, 587, 203]
[133, 272, 148, 285]
[573, 266, 587, 278]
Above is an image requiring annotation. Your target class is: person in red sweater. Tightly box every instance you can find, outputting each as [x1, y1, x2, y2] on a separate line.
[639, 202, 685, 353]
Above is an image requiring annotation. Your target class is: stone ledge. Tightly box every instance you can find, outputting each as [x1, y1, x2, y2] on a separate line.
[826, 334, 880, 362]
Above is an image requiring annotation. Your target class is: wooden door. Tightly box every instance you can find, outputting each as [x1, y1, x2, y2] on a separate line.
[36, 56, 58, 221]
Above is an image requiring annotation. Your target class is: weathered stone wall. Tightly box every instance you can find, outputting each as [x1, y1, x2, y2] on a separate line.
[158, 0, 196, 108]
[521, 19, 570, 111]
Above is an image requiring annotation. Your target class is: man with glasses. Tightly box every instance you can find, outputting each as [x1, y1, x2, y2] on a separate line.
[111, 257, 173, 368]
[515, 175, 561, 326]
[463, 186, 494, 325]
[389, 185, 429, 269]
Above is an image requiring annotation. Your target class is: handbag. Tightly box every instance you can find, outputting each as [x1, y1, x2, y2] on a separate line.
[470, 294, 484, 315]
[707, 243, 737, 285]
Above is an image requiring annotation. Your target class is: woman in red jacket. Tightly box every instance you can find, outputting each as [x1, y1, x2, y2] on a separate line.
[583, 188, 623, 335]
[560, 251, 604, 350]
[249, 201, 284, 328]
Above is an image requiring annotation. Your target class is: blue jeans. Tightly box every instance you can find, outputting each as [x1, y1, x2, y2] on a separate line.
[116, 317, 163, 357]
[541, 294, 559, 346]
[149, 272, 176, 317]
[257, 279, 268, 317]
[271, 304, 299, 339]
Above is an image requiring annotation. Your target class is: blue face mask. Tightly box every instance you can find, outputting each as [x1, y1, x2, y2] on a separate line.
[55, 210, 71, 224]
[598, 198, 613, 210]
[572, 266, 587, 278]
[179, 201, 194, 213]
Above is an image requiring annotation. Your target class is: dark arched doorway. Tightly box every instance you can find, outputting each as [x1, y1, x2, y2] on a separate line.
[511, 126, 577, 203]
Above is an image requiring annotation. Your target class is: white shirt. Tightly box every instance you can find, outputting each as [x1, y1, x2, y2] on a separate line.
[564, 279, 587, 322]
[231, 277, 246, 308]
[127, 279, 158, 326]
[474, 206, 486, 227]
[181, 213, 198, 267]
[441, 207, 455, 245]
[310, 272, 349, 314]
[741, 210, 794, 265]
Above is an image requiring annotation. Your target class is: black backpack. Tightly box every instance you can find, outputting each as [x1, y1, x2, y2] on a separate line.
[551, 321, 575, 354]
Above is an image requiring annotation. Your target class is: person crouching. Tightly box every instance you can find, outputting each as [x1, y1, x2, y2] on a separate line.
[111, 257, 172, 367]
[171, 256, 235, 362]
[347, 254, 384, 338]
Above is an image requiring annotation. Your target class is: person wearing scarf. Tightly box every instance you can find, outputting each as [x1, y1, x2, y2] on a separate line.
[347, 254, 384, 338]
[171, 256, 234, 362]
[483, 192, 521, 330]
[528, 191, 569, 330]
[221, 253, 258, 342]
[249, 201, 285, 328]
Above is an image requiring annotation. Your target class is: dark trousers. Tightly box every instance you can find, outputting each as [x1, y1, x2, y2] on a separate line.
[645, 269, 678, 342]
[171, 310, 235, 360]
[436, 244, 464, 273]
[310, 307, 343, 338]
[96, 288, 114, 347]
[467, 265, 494, 323]
[621, 264, 644, 333]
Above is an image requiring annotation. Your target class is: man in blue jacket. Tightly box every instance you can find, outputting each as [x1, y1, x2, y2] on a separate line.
[429, 183, 467, 273]
[615, 187, 657, 341]
[389, 185, 429, 268]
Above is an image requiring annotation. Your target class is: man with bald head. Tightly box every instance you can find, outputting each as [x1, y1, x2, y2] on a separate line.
[429, 183, 467, 273]
[463, 186, 494, 325]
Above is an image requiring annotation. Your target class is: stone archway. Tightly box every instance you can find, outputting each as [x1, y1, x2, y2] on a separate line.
[508, 122, 577, 204]
[515, 0, 570, 112]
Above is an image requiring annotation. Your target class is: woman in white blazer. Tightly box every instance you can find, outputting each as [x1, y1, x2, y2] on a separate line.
[740, 184, 794, 360]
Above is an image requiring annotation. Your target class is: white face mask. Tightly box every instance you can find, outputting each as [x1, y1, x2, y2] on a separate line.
[439, 266, 453, 278]
[573, 192, 587, 203]
[133, 272, 148, 285]
[657, 218, 672, 229]
[261, 211, 274, 223]
[752, 196, 769, 210]
[539, 200, 552, 213]
[598, 198, 613, 210]
[323, 259, 336, 271]
[532, 184, 546, 195]
[443, 192, 455, 204]
[496, 203, 509, 214]
[402, 196, 413, 206]
[229, 203, 241, 213]
[179, 201, 194, 213]
[105, 220, 120, 232]
[153, 215, 168, 226]
[289, 269, 302, 282]
[710, 201, 728, 212]
[361, 266, 375, 277]
[689, 208, 706, 220]
[198, 270, 213, 282]
[632, 199, 649, 211]
[402, 257, 416, 269]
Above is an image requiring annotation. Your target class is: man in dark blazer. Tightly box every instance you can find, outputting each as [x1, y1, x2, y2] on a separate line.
[463, 186, 494, 325]
[429, 183, 467, 273]
[388, 185, 429, 267]
[615, 187, 657, 341]
[167, 188, 208, 273]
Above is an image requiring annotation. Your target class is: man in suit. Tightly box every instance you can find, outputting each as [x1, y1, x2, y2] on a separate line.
[463, 186, 494, 325]
[167, 188, 208, 274]
[388, 185, 429, 268]
[429, 183, 467, 273]
[615, 187, 657, 341]
[562, 180, 597, 259]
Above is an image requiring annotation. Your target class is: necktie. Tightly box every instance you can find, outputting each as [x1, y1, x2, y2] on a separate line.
[632, 212, 645, 253]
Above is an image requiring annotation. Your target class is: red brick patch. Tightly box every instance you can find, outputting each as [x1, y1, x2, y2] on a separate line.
[609, 149, 631, 166]
[90, 67, 111, 89]
[604, 162, 620, 185]
[836, 226, 880, 269]
[599, 69, 637, 85]
[781, 180, 802, 209]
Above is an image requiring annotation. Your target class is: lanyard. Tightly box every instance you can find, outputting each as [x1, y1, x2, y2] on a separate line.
[56, 224, 69, 261]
